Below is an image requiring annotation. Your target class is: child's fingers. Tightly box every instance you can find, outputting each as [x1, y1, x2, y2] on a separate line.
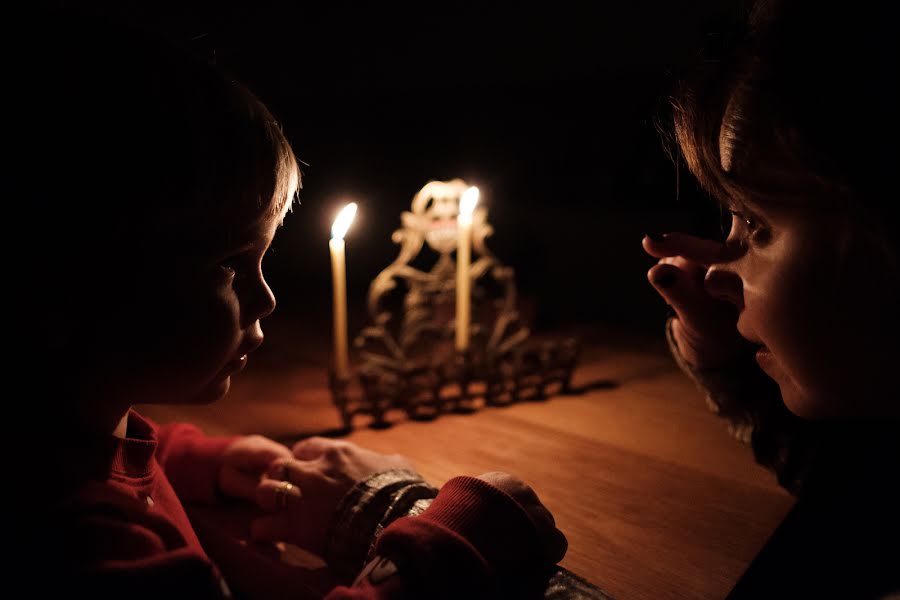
[219, 467, 261, 502]
[231, 436, 293, 472]
[249, 513, 293, 543]
[544, 523, 569, 565]
[253, 477, 328, 553]
[643, 233, 727, 267]
[250, 512, 322, 554]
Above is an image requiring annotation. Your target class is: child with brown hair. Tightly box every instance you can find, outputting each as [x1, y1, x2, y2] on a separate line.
[15, 10, 565, 599]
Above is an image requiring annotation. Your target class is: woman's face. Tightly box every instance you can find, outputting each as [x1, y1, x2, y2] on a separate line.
[708, 196, 899, 419]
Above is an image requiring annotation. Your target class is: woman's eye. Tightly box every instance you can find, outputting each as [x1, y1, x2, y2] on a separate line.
[729, 209, 769, 243]
[731, 209, 756, 230]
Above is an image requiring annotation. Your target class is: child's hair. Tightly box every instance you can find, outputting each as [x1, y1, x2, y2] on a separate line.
[16, 11, 301, 347]
[668, 0, 898, 273]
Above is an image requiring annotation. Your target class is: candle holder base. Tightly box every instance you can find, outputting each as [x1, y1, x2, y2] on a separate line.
[330, 339, 580, 430]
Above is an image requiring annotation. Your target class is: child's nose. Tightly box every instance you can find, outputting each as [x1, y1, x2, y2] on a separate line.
[242, 278, 277, 327]
[704, 267, 744, 310]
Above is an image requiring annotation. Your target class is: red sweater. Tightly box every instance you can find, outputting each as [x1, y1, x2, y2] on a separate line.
[41, 411, 547, 599]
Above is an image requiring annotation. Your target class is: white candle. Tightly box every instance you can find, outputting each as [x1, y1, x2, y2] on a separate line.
[455, 186, 479, 351]
[330, 203, 357, 378]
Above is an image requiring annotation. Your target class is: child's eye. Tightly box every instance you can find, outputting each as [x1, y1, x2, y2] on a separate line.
[218, 250, 267, 282]
[218, 255, 249, 280]
[218, 263, 237, 280]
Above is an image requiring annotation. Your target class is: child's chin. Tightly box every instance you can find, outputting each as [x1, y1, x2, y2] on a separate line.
[193, 377, 230, 404]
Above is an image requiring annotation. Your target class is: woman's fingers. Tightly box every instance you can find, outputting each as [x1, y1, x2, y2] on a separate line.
[256, 477, 303, 513]
[645, 234, 749, 367]
[266, 458, 291, 482]
[643, 232, 728, 267]
[264, 457, 329, 496]
[647, 262, 729, 327]
[291, 436, 335, 461]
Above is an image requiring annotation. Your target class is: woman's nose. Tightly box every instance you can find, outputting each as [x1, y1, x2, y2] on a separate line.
[704, 266, 744, 310]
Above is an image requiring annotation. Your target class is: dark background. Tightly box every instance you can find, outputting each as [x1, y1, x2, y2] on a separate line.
[58, 1, 739, 353]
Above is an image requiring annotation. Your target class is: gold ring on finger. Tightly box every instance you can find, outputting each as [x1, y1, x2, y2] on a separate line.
[275, 480, 294, 511]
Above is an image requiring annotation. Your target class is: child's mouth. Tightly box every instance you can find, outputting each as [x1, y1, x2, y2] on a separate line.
[222, 354, 248, 376]
[755, 346, 775, 372]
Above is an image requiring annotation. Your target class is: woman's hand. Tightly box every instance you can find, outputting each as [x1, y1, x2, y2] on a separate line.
[477, 472, 568, 565]
[251, 437, 414, 555]
[643, 232, 749, 369]
[218, 435, 293, 502]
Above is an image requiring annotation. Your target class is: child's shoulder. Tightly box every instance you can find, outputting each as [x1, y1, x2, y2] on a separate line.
[47, 479, 169, 568]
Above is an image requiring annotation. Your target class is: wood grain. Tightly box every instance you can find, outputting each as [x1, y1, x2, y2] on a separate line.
[140, 337, 794, 600]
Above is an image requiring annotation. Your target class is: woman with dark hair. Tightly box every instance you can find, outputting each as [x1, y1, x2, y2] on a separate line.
[644, 1, 898, 597]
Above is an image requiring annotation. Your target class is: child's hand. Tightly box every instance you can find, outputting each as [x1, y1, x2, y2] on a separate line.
[477, 471, 568, 564]
[642, 232, 749, 369]
[219, 435, 293, 502]
[250, 437, 414, 555]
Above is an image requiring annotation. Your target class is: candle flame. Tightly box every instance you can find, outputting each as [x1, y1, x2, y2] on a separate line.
[331, 202, 358, 240]
[459, 186, 479, 218]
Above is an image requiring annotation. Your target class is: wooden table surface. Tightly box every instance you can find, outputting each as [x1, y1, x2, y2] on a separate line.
[141, 333, 794, 600]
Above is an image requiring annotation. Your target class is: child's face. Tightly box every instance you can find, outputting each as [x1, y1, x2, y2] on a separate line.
[711, 198, 898, 419]
[87, 210, 281, 407]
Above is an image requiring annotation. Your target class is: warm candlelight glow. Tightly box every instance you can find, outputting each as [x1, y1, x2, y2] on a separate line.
[459, 186, 479, 224]
[331, 202, 358, 240]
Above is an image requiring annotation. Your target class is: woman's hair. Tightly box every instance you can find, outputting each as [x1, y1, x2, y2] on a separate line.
[668, 0, 898, 264]
[665, 0, 899, 497]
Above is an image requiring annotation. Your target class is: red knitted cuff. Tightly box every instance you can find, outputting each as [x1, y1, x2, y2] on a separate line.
[419, 476, 545, 574]
[156, 423, 238, 504]
[375, 476, 545, 588]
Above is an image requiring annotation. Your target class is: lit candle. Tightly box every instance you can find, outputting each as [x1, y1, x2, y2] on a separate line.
[330, 203, 357, 379]
[455, 186, 479, 351]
